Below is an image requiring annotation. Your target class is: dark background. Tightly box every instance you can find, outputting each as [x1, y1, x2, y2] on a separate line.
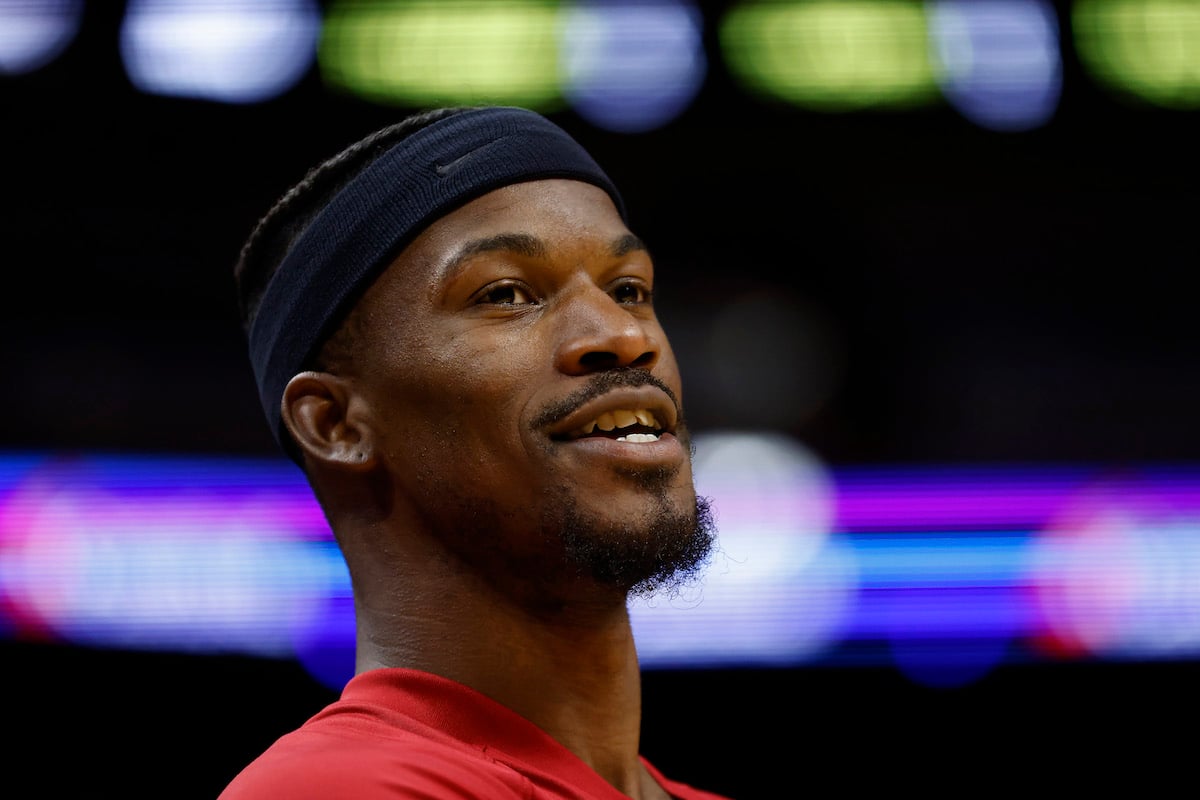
[3, 2, 1197, 797]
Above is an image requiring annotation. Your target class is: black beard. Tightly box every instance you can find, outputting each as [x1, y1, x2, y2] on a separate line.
[551, 491, 717, 599]
[429, 479, 717, 610]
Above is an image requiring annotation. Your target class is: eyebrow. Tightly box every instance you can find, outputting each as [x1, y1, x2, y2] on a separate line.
[440, 231, 649, 282]
[610, 232, 648, 258]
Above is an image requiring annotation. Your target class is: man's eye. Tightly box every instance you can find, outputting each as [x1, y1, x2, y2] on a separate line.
[478, 282, 536, 305]
[611, 281, 650, 304]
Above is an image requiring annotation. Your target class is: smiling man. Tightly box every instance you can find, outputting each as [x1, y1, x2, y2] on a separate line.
[219, 106, 727, 800]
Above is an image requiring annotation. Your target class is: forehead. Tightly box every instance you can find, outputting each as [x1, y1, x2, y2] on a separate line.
[342, 178, 639, 341]
[397, 178, 632, 285]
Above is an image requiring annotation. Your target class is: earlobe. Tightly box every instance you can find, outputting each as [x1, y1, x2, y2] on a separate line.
[281, 371, 377, 470]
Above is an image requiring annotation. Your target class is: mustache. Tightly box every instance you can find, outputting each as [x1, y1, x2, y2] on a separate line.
[529, 368, 682, 431]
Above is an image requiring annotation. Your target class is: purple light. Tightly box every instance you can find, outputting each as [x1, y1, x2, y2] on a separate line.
[833, 465, 1200, 529]
[2, 450, 1199, 690]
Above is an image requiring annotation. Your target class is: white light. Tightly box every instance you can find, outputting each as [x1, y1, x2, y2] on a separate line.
[120, 0, 321, 104]
[1031, 509, 1200, 660]
[0, 0, 83, 75]
[632, 431, 856, 667]
[0, 471, 344, 657]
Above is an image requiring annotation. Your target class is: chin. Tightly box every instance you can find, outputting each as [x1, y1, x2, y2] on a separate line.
[552, 490, 716, 596]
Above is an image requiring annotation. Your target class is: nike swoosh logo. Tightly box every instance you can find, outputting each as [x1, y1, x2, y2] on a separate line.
[434, 137, 509, 176]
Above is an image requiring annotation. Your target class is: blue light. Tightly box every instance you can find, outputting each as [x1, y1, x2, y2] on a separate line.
[561, 0, 707, 133]
[3, 449, 1200, 691]
[928, 0, 1063, 132]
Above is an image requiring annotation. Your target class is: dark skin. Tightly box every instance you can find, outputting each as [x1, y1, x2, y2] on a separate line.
[280, 179, 701, 800]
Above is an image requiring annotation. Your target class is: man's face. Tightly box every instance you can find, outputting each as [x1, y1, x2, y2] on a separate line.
[345, 178, 711, 603]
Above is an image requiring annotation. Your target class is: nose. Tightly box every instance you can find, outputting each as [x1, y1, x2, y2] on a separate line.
[554, 285, 660, 375]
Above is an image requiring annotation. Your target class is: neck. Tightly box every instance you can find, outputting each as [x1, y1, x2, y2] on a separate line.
[350, 538, 662, 797]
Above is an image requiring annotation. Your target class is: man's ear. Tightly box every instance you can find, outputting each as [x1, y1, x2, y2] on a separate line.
[281, 371, 377, 470]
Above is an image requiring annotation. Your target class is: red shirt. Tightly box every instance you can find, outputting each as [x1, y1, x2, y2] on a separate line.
[219, 667, 731, 799]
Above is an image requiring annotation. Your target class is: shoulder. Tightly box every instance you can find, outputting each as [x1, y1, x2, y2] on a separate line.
[218, 726, 533, 799]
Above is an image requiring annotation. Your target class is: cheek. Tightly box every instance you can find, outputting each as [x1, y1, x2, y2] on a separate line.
[441, 328, 540, 409]
[373, 329, 542, 461]
[659, 340, 683, 388]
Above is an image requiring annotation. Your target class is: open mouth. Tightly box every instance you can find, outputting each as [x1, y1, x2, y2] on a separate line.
[556, 409, 664, 443]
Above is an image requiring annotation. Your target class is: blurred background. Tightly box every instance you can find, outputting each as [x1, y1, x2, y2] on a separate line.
[2, 0, 1197, 797]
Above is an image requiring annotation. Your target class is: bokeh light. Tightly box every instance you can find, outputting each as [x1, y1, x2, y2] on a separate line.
[928, 0, 1063, 131]
[2, 452, 1199, 690]
[630, 431, 856, 667]
[119, 0, 322, 104]
[1073, 0, 1200, 108]
[1029, 474, 1200, 660]
[720, 0, 940, 110]
[320, 0, 563, 108]
[560, 0, 707, 133]
[0, 0, 83, 75]
[0, 454, 342, 655]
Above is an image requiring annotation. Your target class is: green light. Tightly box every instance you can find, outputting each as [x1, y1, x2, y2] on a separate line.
[1074, 0, 1200, 108]
[320, 0, 565, 109]
[720, 0, 940, 111]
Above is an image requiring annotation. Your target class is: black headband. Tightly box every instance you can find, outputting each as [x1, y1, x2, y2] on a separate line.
[247, 106, 626, 456]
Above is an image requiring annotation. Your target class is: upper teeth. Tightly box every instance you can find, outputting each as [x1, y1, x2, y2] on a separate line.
[571, 409, 661, 437]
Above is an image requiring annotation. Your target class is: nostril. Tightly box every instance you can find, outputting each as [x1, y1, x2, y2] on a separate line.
[579, 351, 619, 370]
[576, 349, 656, 372]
